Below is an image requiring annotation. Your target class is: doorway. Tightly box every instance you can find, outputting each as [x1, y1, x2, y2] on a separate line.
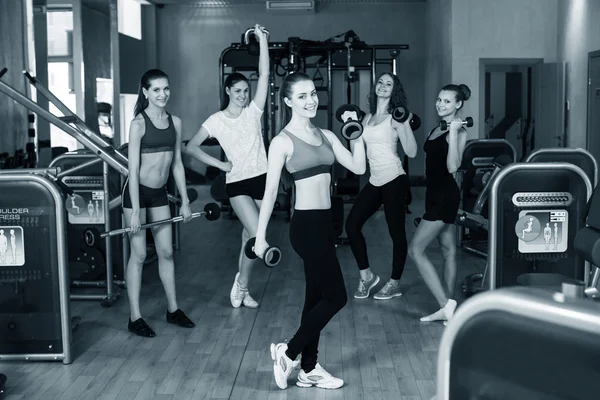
[480, 58, 566, 161]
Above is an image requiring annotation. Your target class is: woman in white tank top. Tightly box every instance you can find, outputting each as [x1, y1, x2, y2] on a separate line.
[345, 72, 418, 301]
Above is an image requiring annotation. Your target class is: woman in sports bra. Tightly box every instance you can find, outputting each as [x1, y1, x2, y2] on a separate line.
[408, 83, 471, 326]
[185, 24, 269, 309]
[345, 72, 417, 301]
[123, 69, 195, 338]
[254, 72, 366, 390]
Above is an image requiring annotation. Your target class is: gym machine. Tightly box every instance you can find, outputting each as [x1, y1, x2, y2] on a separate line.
[0, 68, 195, 307]
[0, 172, 74, 364]
[437, 177, 600, 398]
[487, 162, 591, 289]
[461, 148, 600, 298]
[220, 30, 408, 143]
[435, 285, 600, 400]
[455, 139, 517, 257]
[525, 147, 599, 297]
[48, 151, 127, 299]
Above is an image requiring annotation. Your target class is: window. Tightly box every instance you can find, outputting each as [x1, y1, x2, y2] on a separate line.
[47, 10, 73, 58]
[118, 0, 142, 40]
[48, 62, 78, 151]
[47, 10, 78, 151]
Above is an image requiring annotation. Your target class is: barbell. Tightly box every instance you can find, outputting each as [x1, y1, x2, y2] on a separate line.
[83, 202, 221, 247]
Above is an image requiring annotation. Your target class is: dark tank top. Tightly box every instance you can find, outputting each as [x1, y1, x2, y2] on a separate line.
[139, 111, 177, 153]
[424, 127, 453, 184]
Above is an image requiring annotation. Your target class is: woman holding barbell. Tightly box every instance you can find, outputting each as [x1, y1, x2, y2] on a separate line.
[408, 83, 471, 325]
[123, 68, 195, 338]
[185, 24, 269, 309]
[254, 72, 366, 390]
[345, 72, 418, 301]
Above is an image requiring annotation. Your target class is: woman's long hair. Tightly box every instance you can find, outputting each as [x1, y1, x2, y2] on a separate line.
[367, 72, 408, 114]
[277, 72, 312, 130]
[133, 69, 169, 117]
[277, 72, 313, 190]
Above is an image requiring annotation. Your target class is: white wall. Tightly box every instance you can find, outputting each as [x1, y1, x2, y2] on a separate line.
[557, 0, 600, 148]
[423, 0, 452, 161]
[451, 0, 559, 139]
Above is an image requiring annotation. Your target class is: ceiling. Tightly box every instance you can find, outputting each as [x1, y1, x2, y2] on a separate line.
[146, 0, 426, 5]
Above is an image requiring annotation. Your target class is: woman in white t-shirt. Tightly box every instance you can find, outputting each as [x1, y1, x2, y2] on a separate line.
[185, 24, 269, 309]
[345, 73, 418, 301]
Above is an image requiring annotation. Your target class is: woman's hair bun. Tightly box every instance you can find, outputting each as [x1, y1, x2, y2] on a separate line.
[459, 84, 471, 101]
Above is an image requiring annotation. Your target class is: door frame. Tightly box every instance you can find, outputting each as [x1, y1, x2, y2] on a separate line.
[587, 50, 600, 152]
[479, 58, 542, 140]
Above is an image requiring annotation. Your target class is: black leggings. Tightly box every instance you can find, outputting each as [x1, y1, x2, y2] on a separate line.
[345, 174, 410, 280]
[286, 209, 348, 372]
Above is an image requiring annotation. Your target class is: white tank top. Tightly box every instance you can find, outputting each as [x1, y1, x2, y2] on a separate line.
[362, 114, 405, 187]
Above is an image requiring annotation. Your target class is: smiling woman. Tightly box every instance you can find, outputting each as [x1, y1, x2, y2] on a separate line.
[184, 24, 271, 310]
[408, 83, 471, 327]
[253, 72, 366, 390]
[123, 68, 195, 338]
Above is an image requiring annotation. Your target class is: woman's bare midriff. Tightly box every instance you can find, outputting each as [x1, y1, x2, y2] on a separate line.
[138, 151, 173, 188]
[293, 173, 332, 210]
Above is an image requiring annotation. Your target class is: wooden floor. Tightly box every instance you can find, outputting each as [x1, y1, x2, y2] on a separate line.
[0, 185, 485, 400]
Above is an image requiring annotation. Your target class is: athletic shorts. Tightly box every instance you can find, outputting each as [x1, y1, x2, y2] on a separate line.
[225, 173, 266, 200]
[122, 178, 169, 209]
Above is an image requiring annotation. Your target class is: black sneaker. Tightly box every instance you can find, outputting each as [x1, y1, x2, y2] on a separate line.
[128, 318, 156, 337]
[166, 309, 195, 328]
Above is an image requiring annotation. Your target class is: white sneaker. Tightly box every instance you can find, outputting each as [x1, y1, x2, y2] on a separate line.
[270, 342, 299, 389]
[242, 292, 259, 308]
[230, 273, 245, 308]
[420, 299, 457, 322]
[230, 273, 259, 308]
[296, 363, 344, 389]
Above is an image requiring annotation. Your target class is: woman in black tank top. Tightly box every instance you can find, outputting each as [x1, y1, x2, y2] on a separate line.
[407, 83, 471, 326]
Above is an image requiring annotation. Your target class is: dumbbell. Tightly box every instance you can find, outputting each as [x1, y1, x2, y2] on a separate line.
[440, 117, 473, 131]
[244, 237, 282, 268]
[392, 106, 421, 131]
[243, 26, 270, 44]
[335, 104, 365, 141]
[83, 202, 221, 247]
[242, 26, 269, 56]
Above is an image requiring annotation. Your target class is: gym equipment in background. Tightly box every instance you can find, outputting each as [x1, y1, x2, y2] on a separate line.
[487, 162, 591, 290]
[436, 286, 600, 399]
[0, 69, 197, 308]
[455, 139, 517, 257]
[0, 172, 74, 364]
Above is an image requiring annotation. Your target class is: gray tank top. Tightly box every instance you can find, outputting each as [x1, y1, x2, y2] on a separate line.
[284, 128, 335, 181]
